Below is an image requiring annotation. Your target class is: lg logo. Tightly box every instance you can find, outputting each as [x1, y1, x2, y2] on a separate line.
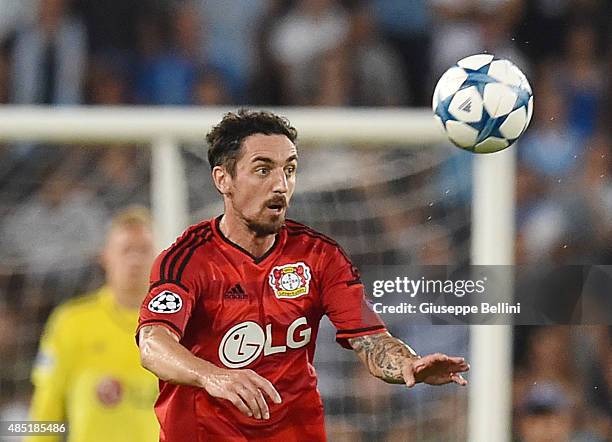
[218, 317, 311, 368]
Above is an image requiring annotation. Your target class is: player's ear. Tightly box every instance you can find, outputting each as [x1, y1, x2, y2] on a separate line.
[212, 165, 231, 195]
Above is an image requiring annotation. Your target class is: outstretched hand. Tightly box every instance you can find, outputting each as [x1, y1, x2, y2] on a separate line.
[402, 353, 469, 388]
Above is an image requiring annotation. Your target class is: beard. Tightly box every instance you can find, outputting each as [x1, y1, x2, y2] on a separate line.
[246, 212, 285, 237]
[231, 194, 288, 237]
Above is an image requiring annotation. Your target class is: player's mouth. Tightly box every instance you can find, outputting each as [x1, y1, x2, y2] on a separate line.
[266, 204, 285, 214]
[264, 198, 287, 214]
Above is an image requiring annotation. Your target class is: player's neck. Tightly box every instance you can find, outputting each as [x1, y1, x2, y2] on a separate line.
[109, 284, 146, 310]
[218, 214, 276, 259]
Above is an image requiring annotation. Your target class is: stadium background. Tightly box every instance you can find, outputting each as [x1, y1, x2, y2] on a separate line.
[0, 0, 610, 441]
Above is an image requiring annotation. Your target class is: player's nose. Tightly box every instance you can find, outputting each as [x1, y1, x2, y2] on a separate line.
[271, 168, 288, 194]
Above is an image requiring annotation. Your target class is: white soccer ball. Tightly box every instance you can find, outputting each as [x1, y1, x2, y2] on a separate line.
[432, 54, 533, 153]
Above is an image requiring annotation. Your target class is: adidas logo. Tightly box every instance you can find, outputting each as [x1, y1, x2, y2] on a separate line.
[224, 284, 248, 300]
[458, 97, 472, 113]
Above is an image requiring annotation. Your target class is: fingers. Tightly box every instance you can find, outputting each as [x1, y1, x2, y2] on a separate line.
[415, 354, 469, 373]
[446, 358, 470, 373]
[253, 388, 270, 419]
[450, 373, 468, 386]
[424, 354, 466, 365]
[447, 356, 466, 364]
[233, 370, 282, 420]
[235, 384, 267, 420]
[411, 353, 470, 387]
[418, 353, 449, 367]
[455, 361, 470, 373]
[247, 370, 282, 404]
[412, 353, 447, 374]
[403, 361, 416, 388]
[225, 392, 252, 418]
[447, 356, 470, 371]
[207, 368, 281, 419]
[244, 382, 272, 420]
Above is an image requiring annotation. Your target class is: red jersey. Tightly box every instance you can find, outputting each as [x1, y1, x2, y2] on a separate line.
[137, 217, 386, 442]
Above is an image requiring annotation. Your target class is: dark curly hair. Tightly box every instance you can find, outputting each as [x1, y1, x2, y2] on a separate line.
[206, 109, 298, 176]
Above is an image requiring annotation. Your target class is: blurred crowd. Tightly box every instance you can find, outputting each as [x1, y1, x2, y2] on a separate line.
[0, 0, 608, 107]
[0, 0, 610, 440]
[0, 0, 609, 262]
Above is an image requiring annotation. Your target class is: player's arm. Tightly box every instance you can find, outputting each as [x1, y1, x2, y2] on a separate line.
[138, 324, 282, 420]
[348, 331, 469, 387]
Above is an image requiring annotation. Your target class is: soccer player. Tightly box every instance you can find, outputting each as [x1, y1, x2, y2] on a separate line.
[27, 207, 159, 442]
[137, 110, 469, 441]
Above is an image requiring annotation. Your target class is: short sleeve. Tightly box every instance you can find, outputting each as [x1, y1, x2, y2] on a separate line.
[319, 245, 386, 349]
[136, 232, 202, 343]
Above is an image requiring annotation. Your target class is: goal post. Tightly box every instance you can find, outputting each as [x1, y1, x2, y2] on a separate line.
[0, 106, 446, 144]
[0, 105, 514, 441]
[469, 148, 516, 442]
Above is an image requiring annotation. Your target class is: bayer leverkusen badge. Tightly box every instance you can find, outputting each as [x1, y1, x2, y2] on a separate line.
[269, 262, 311, 299]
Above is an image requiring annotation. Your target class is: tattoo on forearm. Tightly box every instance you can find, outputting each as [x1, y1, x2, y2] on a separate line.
[348, 332, 419, 384]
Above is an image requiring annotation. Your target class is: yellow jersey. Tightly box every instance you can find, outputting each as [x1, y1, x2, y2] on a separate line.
[26, 287, 159, 442]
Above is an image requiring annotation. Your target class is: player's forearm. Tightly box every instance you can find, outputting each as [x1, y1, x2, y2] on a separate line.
[139, 325, 218, 388]
[348, 332, 419, 384]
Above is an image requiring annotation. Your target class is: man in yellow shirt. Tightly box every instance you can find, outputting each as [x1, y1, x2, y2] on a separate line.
[26, 206, 159, 442]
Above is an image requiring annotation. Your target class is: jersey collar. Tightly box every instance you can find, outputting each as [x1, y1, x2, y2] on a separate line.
[98, 286, 140, 331]
[212, 215, 285, 264]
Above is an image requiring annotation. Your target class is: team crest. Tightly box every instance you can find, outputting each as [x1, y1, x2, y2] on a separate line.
[268, 262, 311, 299]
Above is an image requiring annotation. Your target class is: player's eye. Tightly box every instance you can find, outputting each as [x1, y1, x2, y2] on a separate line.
[284, 165, 296, 176]
[255, 167, 270, 176]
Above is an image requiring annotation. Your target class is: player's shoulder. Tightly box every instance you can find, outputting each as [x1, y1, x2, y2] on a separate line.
[47, 290, 102, 329]
[176, 219, 214, 243]
[56, 291, 100, 314]
[153, 219, 215, 283]
[159, 219, 215, 257]
[284, 219, 342, 249]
